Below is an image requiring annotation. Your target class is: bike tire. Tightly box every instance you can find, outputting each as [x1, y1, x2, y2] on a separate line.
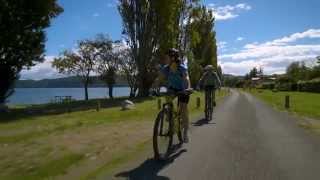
[153, 107, 173, 160]
[205, 90, 213, 121]
[177, 116, 183, 144]
[209, 90, 213, 121]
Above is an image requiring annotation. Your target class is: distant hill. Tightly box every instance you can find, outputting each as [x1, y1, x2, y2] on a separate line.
[15, 74, 243, 88]
[15, 76, 128, 88]
[222, 74, 244, 87]
[223, 74, 244, 79]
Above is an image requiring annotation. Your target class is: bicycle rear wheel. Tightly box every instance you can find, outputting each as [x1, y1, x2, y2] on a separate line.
[153, 106, 173, 160]
[205, 90, 213, 121]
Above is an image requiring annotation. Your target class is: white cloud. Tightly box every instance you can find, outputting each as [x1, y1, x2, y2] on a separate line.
[217, 41, 227, 49]
[237, 37, 244, 41]
[245, 29, 320, 48]
[219, 29, 320, 75]
[20, 56, 65, 80]
[93, 13, 100, 17]
[207, 3, 251, 21]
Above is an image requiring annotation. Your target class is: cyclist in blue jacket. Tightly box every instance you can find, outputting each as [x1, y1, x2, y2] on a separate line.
[154, 48, 192, 143]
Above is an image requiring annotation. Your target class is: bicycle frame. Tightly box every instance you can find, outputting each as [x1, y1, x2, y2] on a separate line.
[153, 89, 192, 160]
[161, 95, 182, 135]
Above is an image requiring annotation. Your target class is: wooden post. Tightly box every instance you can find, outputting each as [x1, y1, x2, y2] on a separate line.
[196, 97, 201, 108]
[285, 95, 290, 109]
[96, 100, 101, 112]
[158, 99, 162, 110]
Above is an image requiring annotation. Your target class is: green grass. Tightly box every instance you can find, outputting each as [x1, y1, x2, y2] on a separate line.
[81, 90, 230, 180]
[0, 90, 229, 180]
[247, 89, 320, 120]
[0, 90, 227, 144]
[0, 153, 84, 180]
[82, 140, 151, 180]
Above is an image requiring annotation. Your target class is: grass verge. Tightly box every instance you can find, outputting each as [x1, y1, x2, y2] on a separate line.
[0, 153, 84, 180]
[80, 89, 230, 179]
[0, 89, 229, 180]
[246, 89, 320, 132]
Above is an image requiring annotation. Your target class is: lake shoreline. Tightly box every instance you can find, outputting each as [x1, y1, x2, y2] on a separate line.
[8, 87, 132, 105]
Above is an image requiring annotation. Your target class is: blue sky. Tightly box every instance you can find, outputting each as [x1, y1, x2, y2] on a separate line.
[21, 0, 320, 79]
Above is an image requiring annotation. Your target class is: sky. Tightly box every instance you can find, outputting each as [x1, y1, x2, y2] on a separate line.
[21, 0, 320, 80]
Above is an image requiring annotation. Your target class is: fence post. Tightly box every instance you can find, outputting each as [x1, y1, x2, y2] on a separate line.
[285, 95, 290, 109]
[158, 99, 162, 110]
[196, 97, 201, 108]
[96, 100, 101, 112]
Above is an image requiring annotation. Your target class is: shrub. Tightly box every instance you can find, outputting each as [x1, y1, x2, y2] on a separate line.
[275, 76, 297, 91]
[260, 82, 275, 90]
[297, 78, 320, 93]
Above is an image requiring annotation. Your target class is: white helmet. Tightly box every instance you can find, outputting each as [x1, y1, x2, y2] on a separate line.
[204, 65, 214, 71]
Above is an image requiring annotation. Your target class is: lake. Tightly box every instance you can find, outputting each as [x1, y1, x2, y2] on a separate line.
[8, 87, 131, 105]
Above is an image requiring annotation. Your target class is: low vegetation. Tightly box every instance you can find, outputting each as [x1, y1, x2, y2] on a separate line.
[247, 89, 320, 132]
[0, 90, 229, 180]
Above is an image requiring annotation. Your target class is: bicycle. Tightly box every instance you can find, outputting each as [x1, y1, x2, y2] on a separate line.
[153, 89, 193, 160]
[204, 87, 215, 121]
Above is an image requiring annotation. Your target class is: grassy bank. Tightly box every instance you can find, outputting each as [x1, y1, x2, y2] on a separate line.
[246, 89, 320, 132]
[0, 90, 229, 180]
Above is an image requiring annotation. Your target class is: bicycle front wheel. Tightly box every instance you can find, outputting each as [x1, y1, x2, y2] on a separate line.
[153, 107, 173, 160]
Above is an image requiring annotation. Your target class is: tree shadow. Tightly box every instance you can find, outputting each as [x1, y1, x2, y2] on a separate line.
[192, 118, 216, 127]
[115, 149, 187, 180]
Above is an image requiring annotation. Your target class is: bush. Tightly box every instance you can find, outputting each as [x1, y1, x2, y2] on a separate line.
[275, 76, 297, 91]
[260, 82, 275, 90]
[297, 78, 320, 93]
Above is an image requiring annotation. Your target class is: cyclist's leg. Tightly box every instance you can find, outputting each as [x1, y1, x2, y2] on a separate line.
[178, 94, 190, 143]
[205, 87, 209, 114]
[212, 89, 216, 107]
[180, 102, 189, 131]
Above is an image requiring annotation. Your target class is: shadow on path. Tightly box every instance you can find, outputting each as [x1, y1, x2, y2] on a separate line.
[115, 149, 187, 180]
[192, 118, 216, 127]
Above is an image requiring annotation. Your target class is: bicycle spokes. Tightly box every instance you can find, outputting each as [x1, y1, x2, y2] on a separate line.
[153, 109, 173, 160]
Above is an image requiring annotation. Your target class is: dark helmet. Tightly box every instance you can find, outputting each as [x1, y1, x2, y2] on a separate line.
[166, 48, 180, 63]
[166, 48, 179, 59]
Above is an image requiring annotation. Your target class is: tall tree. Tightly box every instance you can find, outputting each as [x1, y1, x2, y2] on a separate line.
[258, 67, 264, 78]
[187, 6, 217, 87]
[178, 0, 200, 53]
[0, 0, 62, 105]
[94, 34, 118, 99]
[217, 65, 223, 84]
[118, 48, 138, 98]
[286, 61, 309, 82]
[249, 67, 258, 78]
[118, 0, 159, 97]
[118, 0, 191, 96]
[189, 6, 217, 66]
[153, 0, 182, 57]
[52, 40, 98, 100]
[188, 53, 203, 88]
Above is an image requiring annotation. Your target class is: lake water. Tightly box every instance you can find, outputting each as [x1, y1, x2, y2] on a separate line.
[8, 87, 131, 105]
